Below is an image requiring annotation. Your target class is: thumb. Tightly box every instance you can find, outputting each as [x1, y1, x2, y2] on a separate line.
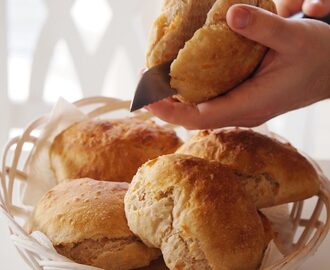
[226, 4, 297, 53]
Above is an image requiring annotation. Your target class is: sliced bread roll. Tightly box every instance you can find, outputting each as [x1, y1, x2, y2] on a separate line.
[147, 0, 276, 104]
[147, 0, 217, 68]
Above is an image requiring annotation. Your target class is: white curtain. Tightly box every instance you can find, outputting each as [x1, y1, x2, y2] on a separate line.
[1, 0, 161, 144]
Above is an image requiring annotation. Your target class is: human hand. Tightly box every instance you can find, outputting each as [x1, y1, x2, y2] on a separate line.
[275, 0, 330, 17]
[146, 5, 330, 130]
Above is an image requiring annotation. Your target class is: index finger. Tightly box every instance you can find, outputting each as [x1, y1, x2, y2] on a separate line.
[147, 78, 269, 130]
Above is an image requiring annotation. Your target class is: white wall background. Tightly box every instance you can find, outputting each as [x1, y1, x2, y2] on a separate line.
[1, 0, 162, 145]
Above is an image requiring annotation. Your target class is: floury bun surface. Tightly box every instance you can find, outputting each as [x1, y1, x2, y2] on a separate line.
[26, 178, 160, 270]
[176, 128, 320, 208]
[125, 154, 272, 270]
[50, 118, 182, 183]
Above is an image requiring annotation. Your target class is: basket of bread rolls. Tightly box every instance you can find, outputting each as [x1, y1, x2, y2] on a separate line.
[0, 95, 329, 270]
[1, 0, 330, 269]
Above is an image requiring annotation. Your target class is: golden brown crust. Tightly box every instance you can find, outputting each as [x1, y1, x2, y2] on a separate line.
[27, 179, 135, 244]
[27, 178, 160, 270]
[177, 129, 320, 208]
[146, 0, 217, 68]
[125, 154, 270, 270]
[170, 0, 277, 104]
[50, 118, 182, 183]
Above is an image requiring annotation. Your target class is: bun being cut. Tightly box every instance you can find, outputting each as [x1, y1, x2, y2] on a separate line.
[146, 0, 217, 68]
[147, 0, 276, 104]
[170, 0, 276, 104]
[125, 154, 271, 270]
[177, 128, 320, 208]
[26, 178, 160, 270]
[50, 118, 182, 183]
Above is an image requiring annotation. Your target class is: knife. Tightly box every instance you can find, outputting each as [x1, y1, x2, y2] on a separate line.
[130, 12, 330, 112]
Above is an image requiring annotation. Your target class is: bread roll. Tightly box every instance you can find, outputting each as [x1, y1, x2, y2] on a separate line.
[50, 118, 182, 183]
[146, 0, 217, 68]
[125, 154, 271, 270]
[177, 129, 320, 208]
[26, 178, 160, 270]
[170, 0, 276, 104]
[147, 0, 276, 104]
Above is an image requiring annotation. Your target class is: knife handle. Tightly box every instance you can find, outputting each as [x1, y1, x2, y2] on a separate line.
[290, 11, 330, 24]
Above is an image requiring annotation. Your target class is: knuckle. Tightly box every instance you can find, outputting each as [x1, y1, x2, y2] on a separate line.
[185, 120, 204, 130]
[244, 120, 263, 128]
[290, 23, 309, 52]
[267, 14, 282, 38]
[178, 118, 199, 130]
[254, 11, 282, 42]
[252, 116, 270, 127]
[240, 115, 267, 128]
[184, 125, 197, 131]
[183, 117, 209, 130]
[287, 20, 325, 55]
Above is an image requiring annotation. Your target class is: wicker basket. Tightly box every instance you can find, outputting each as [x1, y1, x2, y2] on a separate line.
[1, 96, 330, 270]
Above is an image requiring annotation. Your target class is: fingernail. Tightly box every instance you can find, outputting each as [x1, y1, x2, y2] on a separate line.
[232, 7, 251, 29]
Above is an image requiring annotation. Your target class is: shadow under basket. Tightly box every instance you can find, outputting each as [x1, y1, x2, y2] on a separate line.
[1, 96, 330, 270]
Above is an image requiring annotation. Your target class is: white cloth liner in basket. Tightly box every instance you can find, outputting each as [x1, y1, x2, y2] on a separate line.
[1, 96, 330, 270]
